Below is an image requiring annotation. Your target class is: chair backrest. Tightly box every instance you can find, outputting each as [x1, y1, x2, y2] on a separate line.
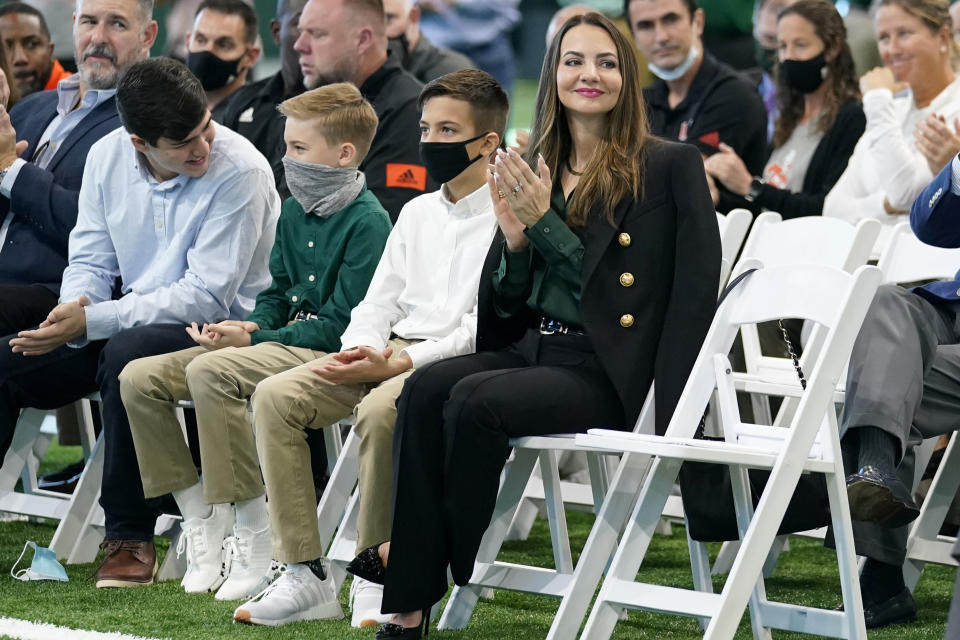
[717, 209, 752, 274]
[877, 222, 960, 284]
[739, 212, 880, 273]
[665, 263, 882, 459]
[736, 213, 880, 382]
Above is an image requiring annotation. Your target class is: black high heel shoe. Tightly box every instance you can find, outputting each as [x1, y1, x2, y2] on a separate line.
[346, 544, 386, 585]
[374, 607, 430, 639]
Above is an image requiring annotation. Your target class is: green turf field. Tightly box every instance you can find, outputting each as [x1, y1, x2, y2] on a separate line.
[0, 441, 955, 639]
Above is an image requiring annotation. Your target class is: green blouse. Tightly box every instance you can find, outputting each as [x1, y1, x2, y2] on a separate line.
[492, 184, 585, 327]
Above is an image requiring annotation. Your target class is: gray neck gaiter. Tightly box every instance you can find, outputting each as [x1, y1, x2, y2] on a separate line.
[282, 156, 365, 218]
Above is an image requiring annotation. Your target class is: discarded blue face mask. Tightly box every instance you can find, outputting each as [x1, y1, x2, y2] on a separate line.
[10, 541, 68, 582]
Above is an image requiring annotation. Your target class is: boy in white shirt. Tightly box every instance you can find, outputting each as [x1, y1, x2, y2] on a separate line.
[233, 69, 508, 628]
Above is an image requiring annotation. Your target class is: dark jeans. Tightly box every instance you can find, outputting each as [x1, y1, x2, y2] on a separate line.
[0, 323, 197, 540]
[0, 284, 59, 337]
[381, 328, 626, 613]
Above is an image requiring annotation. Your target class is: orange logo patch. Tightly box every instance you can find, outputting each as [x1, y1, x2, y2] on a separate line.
[386, 163, 427, 191]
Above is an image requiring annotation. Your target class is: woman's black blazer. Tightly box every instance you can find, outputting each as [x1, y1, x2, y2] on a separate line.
[476, 139, 722, 435]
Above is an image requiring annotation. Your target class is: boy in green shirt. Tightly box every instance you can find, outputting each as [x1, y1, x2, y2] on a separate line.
[118, 82, 392, 601]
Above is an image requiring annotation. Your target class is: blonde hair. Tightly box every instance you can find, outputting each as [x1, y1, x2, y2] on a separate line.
[278, 82, 379, 160]
[878, 0, 960, 67]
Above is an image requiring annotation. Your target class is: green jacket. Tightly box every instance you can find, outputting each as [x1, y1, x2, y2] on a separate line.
[246, 189, 392, 350]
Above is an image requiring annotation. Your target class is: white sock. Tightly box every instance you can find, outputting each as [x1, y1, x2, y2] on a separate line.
[172, 482, 212, 521]
[234, 494, 268, 530]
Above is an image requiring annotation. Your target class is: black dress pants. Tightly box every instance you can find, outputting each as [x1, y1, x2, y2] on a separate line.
[0, 284, 59, 337]
[0, 323, 197, 540]
[381, 328, 626, 613]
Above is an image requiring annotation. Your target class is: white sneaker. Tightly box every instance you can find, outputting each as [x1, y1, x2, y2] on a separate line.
[233, 561, 343, 626]
[215, 525, 274, 601]
[177, 503, 234, 593]
[349, 577, 391, 628]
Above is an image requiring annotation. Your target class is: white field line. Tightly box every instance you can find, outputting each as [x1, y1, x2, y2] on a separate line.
[0, 618, 169, 640]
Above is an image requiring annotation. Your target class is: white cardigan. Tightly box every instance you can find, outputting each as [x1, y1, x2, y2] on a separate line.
[823, 77, 960, 254]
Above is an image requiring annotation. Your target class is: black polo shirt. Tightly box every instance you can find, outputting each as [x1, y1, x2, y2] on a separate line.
[644, 53, 768, 176]
[218, 71, 290, 196]
[359, 57, 436, 222]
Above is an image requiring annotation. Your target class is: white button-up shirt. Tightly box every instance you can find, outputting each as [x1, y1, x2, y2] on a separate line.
[339, 182, 497, 368]
[60, 123, 279, 342]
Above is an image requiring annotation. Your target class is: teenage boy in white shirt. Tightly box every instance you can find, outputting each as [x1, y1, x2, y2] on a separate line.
[233, 69, 508, 628]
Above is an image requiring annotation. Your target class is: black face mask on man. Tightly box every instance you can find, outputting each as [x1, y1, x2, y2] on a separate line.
[186, 50, 245, 91]
[780, 51, 828, 94]
[754, 41, 777, 74]
[419, 132, 489, 184]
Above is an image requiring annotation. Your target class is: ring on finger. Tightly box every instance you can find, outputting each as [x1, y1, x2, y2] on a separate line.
[497, 190, 506, 199]
[512, 183, 523, 193]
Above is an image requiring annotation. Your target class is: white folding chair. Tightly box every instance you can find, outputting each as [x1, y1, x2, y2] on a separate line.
[571, 262, 880, 640]
[877, 222, 960, 284]
[733, 213, 878, 427]
[717, 209, 752, 286]
[0, 397, 99, 524]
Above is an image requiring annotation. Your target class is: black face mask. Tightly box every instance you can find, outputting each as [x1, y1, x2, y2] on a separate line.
[754, 41, 777, 74]
[419, 132, 488, 184]
[780, 51, 828, 94]
[186, 49, 244, 91]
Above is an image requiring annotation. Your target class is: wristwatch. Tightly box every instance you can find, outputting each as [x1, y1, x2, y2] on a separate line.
[744, 177, 765, 203]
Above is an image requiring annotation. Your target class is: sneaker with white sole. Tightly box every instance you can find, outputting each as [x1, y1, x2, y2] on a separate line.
[349, 577, 391, 628]
[233, 561, 343, 626]
[177, 503, 234, 593]
[215, 525, 274, 601]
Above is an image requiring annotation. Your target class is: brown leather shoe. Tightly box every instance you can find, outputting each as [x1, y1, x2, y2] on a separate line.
[95, 540, 157, 588]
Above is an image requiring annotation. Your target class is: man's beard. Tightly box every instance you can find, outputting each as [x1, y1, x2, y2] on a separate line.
[78, 43, 124, 90]
[16, 63, 49, 95]
[305, 56, 357, 90]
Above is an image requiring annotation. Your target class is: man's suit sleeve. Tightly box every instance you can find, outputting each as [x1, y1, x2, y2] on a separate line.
[909, 159, 960, 248]
[7, 161, 82, 253]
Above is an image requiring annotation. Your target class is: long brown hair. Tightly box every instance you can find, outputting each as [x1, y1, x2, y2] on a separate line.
[525, 12, 647, 227]
[773, 0, 859, 147]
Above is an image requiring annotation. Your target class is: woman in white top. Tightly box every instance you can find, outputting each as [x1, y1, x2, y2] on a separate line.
[823, 0, 960, 253]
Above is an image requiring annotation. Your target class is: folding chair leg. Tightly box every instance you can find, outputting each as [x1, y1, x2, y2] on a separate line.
[155, 518, 187, 581]
[729, 463, 772, 640]
[542, 450, 654, 640]
[905, 432, 960, 592]
[316, 429, 360, 553]
[1, 409, 46, 492]
[825, 460, 867, 639]
[440, 447, 539, 630]
[711, 540, 739, 575]
[687, 525, 713, 631]
[541, 450, 574, 574]
[50, 433, 105, 560]
[578, 457, 682, 640]
[504, 498, 539, 542]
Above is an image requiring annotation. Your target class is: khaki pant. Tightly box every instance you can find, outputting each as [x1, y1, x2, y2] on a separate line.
[252, 337, 416, 563]
[120, 342, 326, 504]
